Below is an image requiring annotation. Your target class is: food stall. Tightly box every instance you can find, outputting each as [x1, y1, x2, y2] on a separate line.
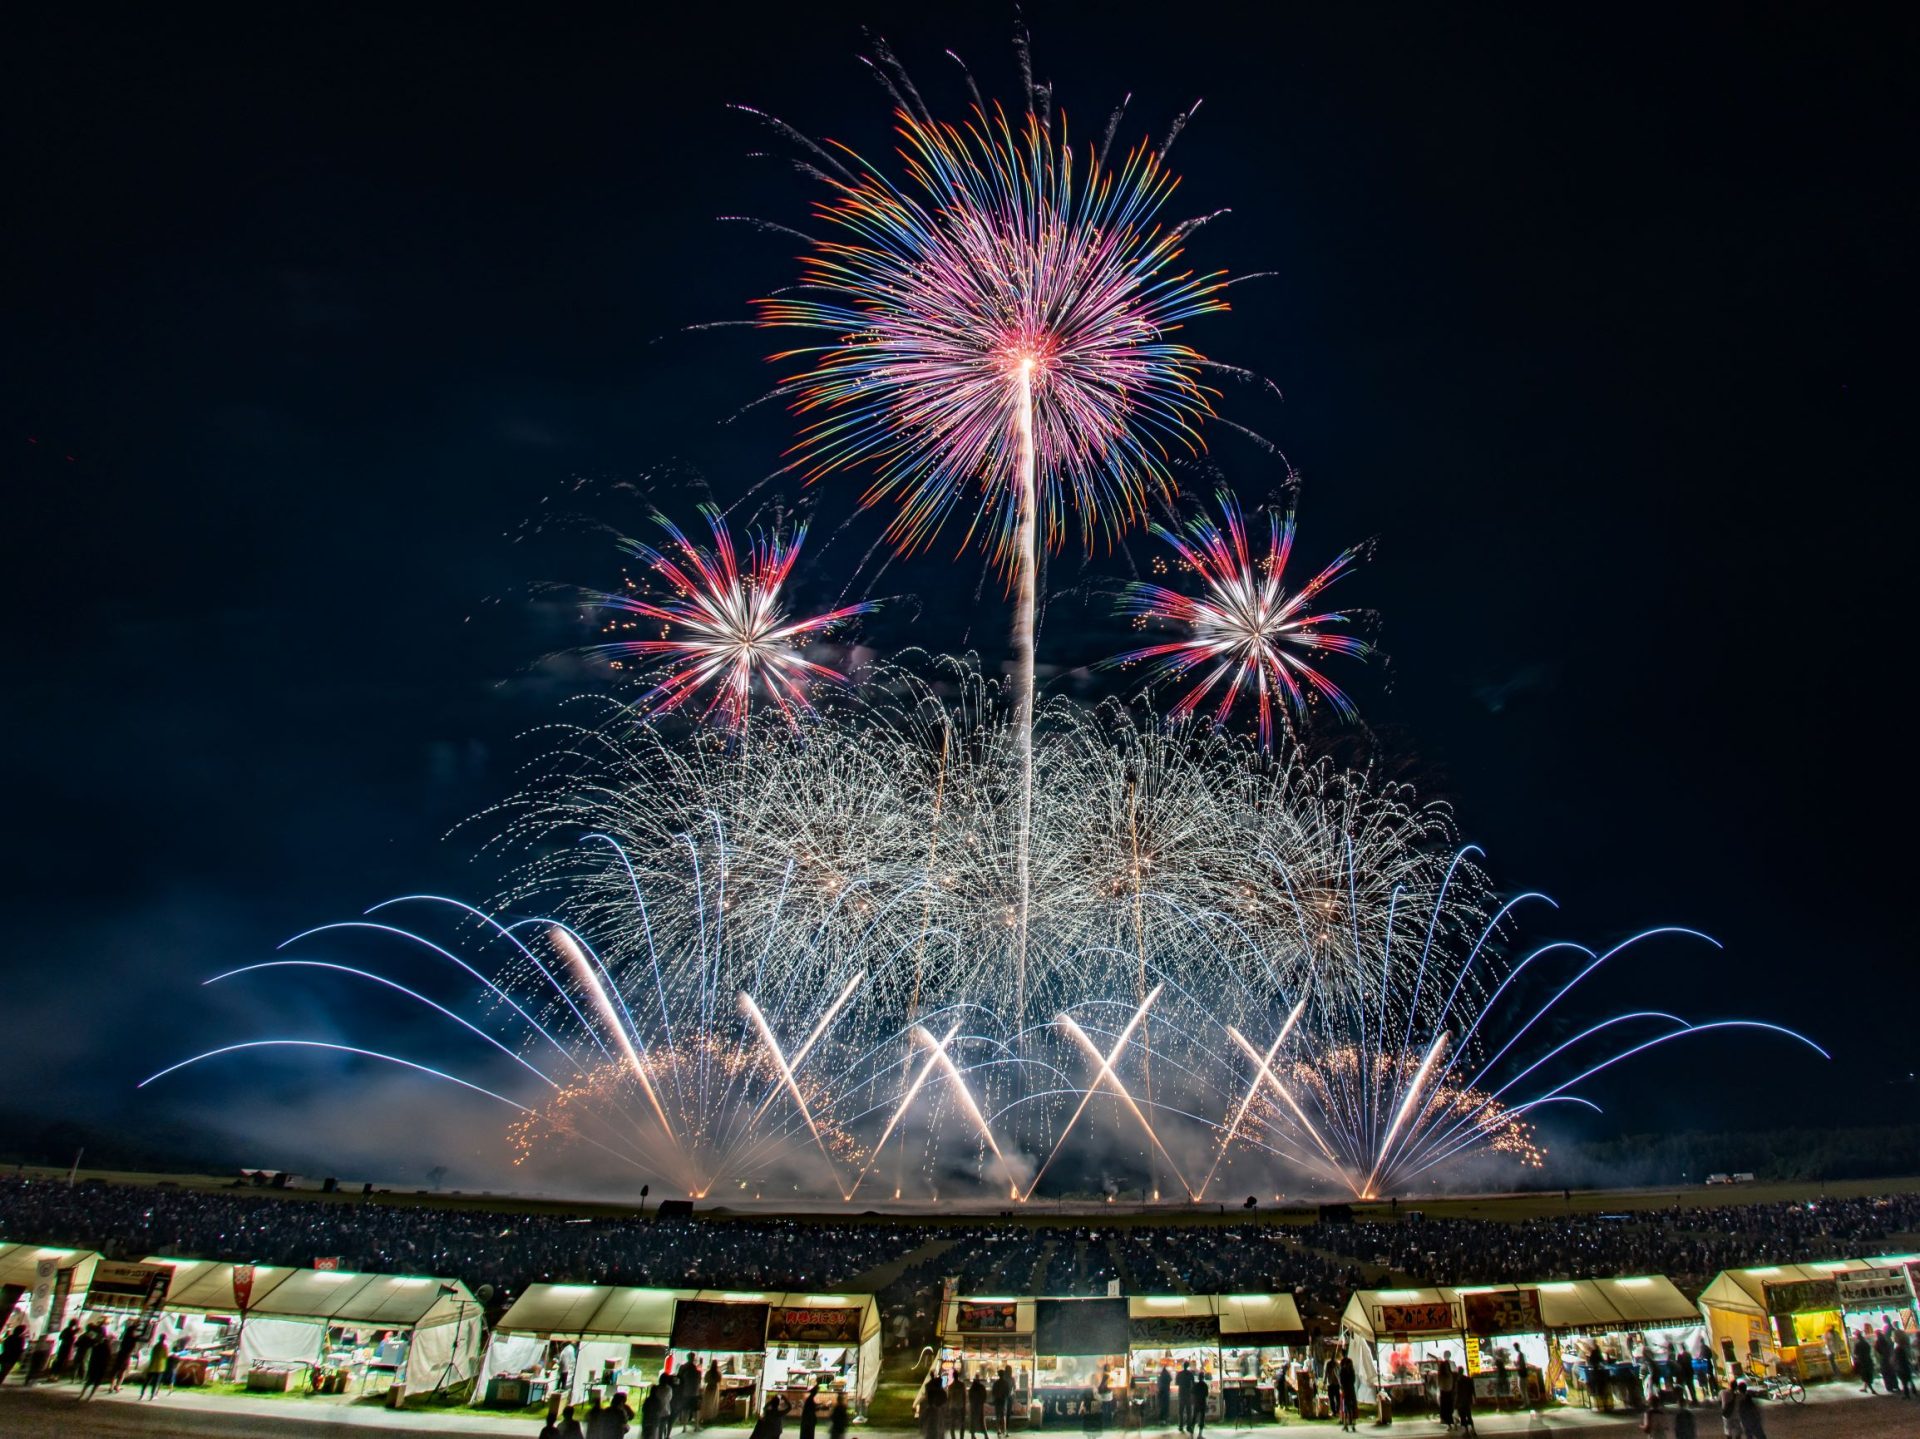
[674, 1291, 777, 1419]
[1033, 1298, 1130, 1425]
[937, 1295, 1037, 1423]
[1127, 1297, 1218, 1424]
[1523, 1278, 1700, 1410]
[1217, 1294, 1308, 1419]
[479, 1284, 689, 1408]
[1699, 1256, 1920, 1382]
[141, 1259, 296, 1384]
[1340, 1287, 1465, 1415]
[0, 1243, 100, 1339]
[761, 1293, 882, 1416]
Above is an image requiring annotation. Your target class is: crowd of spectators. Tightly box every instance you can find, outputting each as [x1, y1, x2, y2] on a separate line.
[3, 1175, 1916, 1337]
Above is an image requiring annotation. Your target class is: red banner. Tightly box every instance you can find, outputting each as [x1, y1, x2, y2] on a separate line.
[1375, 1302, 1456, 1336]
[232, 1264, 256, 1314]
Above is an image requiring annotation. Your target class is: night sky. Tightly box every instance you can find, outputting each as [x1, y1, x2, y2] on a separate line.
[4, 5, 1913, 1189]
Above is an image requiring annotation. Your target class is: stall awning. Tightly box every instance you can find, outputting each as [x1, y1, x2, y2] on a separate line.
[1128, 1297, 1219, 1346]
[142, 1259, 294, 1316]
[1343, 1289, 1459, 1343]
[1035, 1298, 1130, 1355]
[1217, 1295, 1306, 1347]
[494, 1285, 695, 1340]
[1585, 1277, 1698, 1328]
[0, 1243, 99, 1292]
[1699, 1263, 1853, 1318]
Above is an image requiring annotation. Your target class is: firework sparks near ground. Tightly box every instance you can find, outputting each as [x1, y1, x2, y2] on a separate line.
[145, 662, 1827, 1200]
[594, 505, 875, 730]
[750, 48, 1242, 1037]
[1113, 489, 1370, 747]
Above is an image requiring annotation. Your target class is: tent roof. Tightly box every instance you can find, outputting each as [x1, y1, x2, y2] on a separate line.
[496, 1285, 695, 1339]
[0, 1242, 98, 1289]
[1129, 1297, 1215, 1321]
[1585, 1277, 1698, 1327]
[139, 1258, 468, 1327]
[1342, 1289, 1455, 1343]
[769, 1292, 880, 1343]
[1347, 1278, 1696, 1341]
[1216, 1295, 1304, 1341]
[1698, 1262, 1856, 1316]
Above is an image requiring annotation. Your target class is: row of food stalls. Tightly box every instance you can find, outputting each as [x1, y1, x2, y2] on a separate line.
[936, 1293, 1308, 1424]
[1342, 1277, 1707, 1411]
[0, 1244, 479, 1397]
[476, 1287, 882, 1415]
[1696, 1256, 1920, 1380]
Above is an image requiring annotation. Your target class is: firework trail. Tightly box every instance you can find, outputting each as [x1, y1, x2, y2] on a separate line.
[595, 505, 875, 730]
[1112, 489, 1370, 748]
[753, 63, 1238, 1035]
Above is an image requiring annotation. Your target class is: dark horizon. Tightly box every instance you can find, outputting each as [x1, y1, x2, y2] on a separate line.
[3, 5, 1914, 1194]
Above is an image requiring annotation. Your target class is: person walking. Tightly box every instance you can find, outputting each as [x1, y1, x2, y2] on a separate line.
[1895, 1327, 1915, 1397]
[110, 1321, 139, 1393]
[1190, 1371, 1208, 1439]
[1875, 1326, 1896, 1396]
[79, 1322, 114, 1400]
[0, 1323, 25, 1386]
[1156, 1363, 1172, 1426]
[1671, 1393, 1697, 1439]
[830, 1395, 852, 1439]
[969, 1372, 989, 1439]
[53, 1320, 78, 1380]
[1735, 1385, 1765, 1439]
[1640, 1392, 1666, 1437]
[1514, 1349, 1532, 1409]
[1456, 1367, 1476, 1433]
[949, 1367, 970, 1439]
[919, 1370, 948, 1439]
[644, 1379, 674, 1439]
[750, 1397, 788, 1439]
[138, 1336, 170, 1399]
[1717, 1381, 1740, 1439]
[798, 1382, 822, 1439]
[702, 1362, 722, 1426]
[1436, 1351, 1456, 1429]
[679, 1356, 704, 1434]
[993, 1366, 1014, 1439]
[1176, 1361, 1195, 1434]
[1337, 1352, 1356, 1434]
[557, 1405, 585, 1439]
[1853, 1329, 1876, 1393]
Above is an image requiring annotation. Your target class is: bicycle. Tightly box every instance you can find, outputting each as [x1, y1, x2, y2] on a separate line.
[1742, 1363, 1805, 1404]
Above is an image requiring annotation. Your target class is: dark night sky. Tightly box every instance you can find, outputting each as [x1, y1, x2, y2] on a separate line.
[3, 5, 1914, 1187]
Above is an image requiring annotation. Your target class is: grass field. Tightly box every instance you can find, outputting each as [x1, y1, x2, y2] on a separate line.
[11, 1164, 1920, 1229]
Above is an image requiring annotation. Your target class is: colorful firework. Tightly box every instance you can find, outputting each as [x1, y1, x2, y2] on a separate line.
[1113, 489, 1370, 746]
[755, 102, 1230, 562]
[595, 505, 875, 730]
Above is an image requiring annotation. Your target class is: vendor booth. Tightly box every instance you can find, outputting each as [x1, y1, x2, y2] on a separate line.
[134, 1258, 479, 1396]
[1127, 1297, 1218, 1424]
[938, 1295, 1037, 1423]
[0, 1243, 99, 1338]
[760, 1293, 881, 1417]
[480, 1284, 689, 1408]
[1699, 1256, 1920, 1382]
[480, 1286, 881, 1416]
[1217, 1294, 1309, 1418]
[1344, 1278, 1697, 1413]
[1033, 1298, 1130, 1425]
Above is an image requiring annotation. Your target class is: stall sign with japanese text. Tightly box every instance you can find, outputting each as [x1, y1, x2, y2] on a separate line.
[1375, 1301, 1457, 1336]
[768, 1306, 863, 1344]
[1128, 1314, 1220, 1345]
[1836, 1267, 1913, 1310]
[85, 1261, 173, 1313]
[1463, 1289, 1542, 1337]
[957, 1302, 1020, 1333]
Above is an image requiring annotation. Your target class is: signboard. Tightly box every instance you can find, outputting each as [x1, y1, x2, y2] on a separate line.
[768, 1306, 863, 1345]
[86, 1261, 173, 1313]
[1128, 1314, 1221, 1345]
[1034, 1298, 1129, 1356]
[232, 1263, 257, 1314]
[1763, 1278, 1838, 1316]
[1837, 1267, 1913, 1311]
[1462, 1289, 1542, 1338]
[1375, 1301, 1457, 1336]
[29, 1258, 56, 1332]
[313, 1256, 342, 1272]
[672, 1299, 770, 1353]
[957, 1302, 1020, 1334]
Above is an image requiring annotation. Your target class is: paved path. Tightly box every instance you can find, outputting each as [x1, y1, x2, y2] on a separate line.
[2, 1385, 1913, 1438]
